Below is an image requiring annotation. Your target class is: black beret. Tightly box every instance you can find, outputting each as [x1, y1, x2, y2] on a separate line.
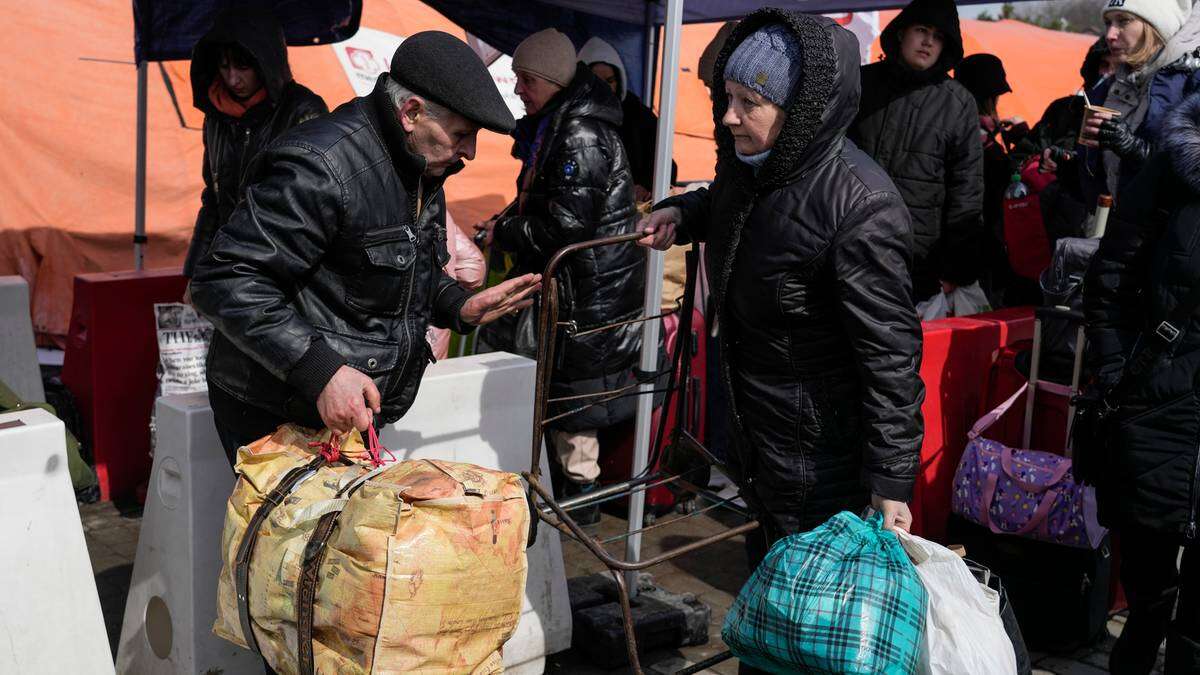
[390, 31, 515, 134]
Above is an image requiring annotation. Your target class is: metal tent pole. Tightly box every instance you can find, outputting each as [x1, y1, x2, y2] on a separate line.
[624, 0, 683, 598]
[134, 61, 148, 272]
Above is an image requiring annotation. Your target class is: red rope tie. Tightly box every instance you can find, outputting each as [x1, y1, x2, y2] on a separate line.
[308, 434, 342, 463]
[366, 426, 396, 468]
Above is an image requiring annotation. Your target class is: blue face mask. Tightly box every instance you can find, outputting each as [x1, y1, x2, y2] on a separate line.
[736, 148, 772, 170]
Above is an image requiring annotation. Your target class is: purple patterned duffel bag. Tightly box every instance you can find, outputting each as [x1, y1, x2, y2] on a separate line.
[951, 382, 1107, 549]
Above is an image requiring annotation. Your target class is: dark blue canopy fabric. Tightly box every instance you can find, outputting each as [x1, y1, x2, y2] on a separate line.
[424, 0, 652, 101]
[517, 0, 1007, 25]
[133, 0, 362, 63]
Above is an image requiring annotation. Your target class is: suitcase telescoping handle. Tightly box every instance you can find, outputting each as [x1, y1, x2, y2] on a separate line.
[1025, 306, 1087, 456]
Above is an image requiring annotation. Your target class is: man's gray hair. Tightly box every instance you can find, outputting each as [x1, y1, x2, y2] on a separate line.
[384, 78, 448, 119]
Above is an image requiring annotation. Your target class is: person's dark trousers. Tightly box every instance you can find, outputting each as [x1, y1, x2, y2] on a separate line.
[207, 382, 292, 469]
[1111, 527, 1199, 675]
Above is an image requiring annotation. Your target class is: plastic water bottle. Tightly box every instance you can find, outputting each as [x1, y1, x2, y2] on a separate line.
[1089, 195, 1113, 238]
[1004, 173, 1029, 200]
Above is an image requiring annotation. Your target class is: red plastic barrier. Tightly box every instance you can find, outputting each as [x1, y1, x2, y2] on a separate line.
[911, 307, 1034, 541]
[62, 269, 187, 501]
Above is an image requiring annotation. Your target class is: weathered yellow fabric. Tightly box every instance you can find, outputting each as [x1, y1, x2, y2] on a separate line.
[214, 425, 529, 674]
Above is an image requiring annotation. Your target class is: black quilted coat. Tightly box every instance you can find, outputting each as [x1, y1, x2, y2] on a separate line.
[1084, 92, 1200, 541]
[492, 64, 645, 431]
[847, 0, 983, 300]
[183, 9, 326, 277]
[655, 11, 925, 534]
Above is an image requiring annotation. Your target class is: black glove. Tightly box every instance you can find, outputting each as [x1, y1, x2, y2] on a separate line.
[1097, 118, 1151, 161]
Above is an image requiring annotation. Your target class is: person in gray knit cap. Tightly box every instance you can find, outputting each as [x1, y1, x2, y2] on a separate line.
[640, 10, 924, 613]
[475, 27, 644, 526]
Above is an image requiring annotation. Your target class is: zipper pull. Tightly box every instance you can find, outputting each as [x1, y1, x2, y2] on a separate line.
[1186, 521, 1197, 540]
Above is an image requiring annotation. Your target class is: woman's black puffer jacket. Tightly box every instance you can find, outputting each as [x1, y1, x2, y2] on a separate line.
[493, 64, 645, 431]
[1084, 91, 1200, 542]
[656, 10, 925, 534]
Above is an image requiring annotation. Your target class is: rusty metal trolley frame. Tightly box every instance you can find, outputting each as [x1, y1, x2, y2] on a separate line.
[519, 232, 758, 674]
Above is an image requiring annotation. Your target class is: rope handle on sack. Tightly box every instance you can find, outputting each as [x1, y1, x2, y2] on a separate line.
[307, 427, 395, 467]
[308, 433, 344, 462]
[365, 425, 397, 467]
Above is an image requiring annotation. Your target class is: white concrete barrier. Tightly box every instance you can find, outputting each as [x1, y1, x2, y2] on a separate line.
[118, 352, 569, 674]
[0, 408, 112, 673]
[0, 276, 44, 402]
[115, 393, 264, 675]
[383, 352, 572, 675]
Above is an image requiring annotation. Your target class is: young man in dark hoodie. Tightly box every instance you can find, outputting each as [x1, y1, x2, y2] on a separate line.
[182, 8, 327, 288]
[849, 0, 983, 303]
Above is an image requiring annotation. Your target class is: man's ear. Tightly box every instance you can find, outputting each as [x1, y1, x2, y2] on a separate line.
[398, 97, 424, 133]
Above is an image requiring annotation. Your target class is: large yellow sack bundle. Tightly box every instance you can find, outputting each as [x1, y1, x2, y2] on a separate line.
[213, 424, 530, 674]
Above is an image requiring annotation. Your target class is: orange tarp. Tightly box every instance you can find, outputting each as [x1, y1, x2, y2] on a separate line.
[0, 3, 1095, 340]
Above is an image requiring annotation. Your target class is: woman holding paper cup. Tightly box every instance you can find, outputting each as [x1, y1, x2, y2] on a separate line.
[1085, 0, 1200, 199]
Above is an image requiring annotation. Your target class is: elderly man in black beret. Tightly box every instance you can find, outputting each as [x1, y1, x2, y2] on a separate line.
[191, 31, 541, 464]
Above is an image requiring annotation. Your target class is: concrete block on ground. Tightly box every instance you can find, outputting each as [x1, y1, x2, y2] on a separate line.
[115, 393, 263, 674]
[0, 276, 44, 402]
[0, 408, 112, 673]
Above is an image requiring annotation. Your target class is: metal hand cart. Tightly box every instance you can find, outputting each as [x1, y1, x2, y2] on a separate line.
[520, 233, 757, 674]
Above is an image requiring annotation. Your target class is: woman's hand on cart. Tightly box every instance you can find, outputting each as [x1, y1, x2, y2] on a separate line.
[637, 207, 681, 250]
[459, 273, 542, 326]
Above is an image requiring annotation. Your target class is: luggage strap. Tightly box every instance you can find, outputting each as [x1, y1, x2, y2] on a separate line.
[234, 454, 331, 656]
[295, 463, 383, 675]
[296, 509, 342, 675]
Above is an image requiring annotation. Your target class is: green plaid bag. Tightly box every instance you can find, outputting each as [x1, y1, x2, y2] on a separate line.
[722, 511, 927, 674]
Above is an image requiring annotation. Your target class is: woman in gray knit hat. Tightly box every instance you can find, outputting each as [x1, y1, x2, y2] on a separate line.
[640, 9, 925, 574]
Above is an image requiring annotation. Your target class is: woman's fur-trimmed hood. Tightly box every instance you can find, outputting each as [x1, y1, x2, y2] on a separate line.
[1163, 91, 1200, 193]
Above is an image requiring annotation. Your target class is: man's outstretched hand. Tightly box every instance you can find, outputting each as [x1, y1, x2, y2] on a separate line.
[317, 365, 380, 433]
[460, 273, 542, 326]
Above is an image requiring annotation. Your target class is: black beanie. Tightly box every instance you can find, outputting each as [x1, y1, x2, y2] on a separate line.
[389, 31, 515, 134]
[955, 53, 1012, 103]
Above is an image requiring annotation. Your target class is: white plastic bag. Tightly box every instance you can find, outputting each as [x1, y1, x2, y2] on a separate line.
[896, 530, 1018, 675]
[916, 281, 992, 320]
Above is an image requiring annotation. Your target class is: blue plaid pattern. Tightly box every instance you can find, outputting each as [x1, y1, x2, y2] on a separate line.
[722, 512, 927, 674]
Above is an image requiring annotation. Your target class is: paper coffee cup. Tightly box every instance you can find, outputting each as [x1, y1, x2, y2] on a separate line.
[1078, 104, 1122, 147]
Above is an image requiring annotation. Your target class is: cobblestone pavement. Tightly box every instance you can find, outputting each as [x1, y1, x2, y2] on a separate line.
[82, 500, 1163, 674]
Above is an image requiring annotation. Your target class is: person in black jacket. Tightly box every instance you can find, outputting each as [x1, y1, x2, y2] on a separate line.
[848, 0, 983, 302]
[1082, 91, 1200, 675]
[640, 11, 925, 557]
[475, 29, 644, 523]
[955, 53, 1041, 307]
[578, 37, 677, 201]
[183, 9, 327, 287]
[190, 32, 541, 464]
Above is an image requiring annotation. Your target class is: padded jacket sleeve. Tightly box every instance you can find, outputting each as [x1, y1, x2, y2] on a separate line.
[831, 191, 926, 501]
[938, 96, 986, 286]
[189, 142, 348, 402]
